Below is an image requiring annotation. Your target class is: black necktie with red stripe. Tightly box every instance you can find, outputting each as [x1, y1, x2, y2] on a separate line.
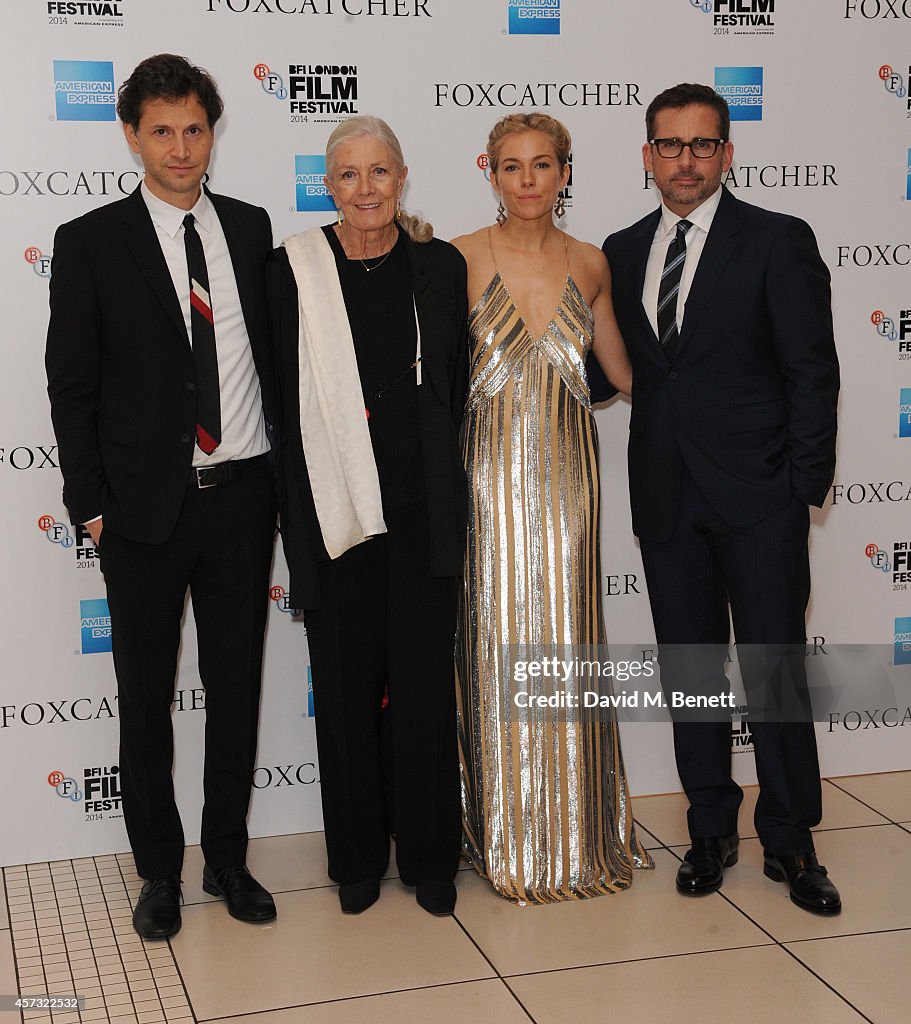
[183, 213, 221, 455]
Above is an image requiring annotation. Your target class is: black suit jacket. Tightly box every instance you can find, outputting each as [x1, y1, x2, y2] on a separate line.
[268, 232, 469, 611]
[46, 185, 278, 544]
[603, 187, 839, 542]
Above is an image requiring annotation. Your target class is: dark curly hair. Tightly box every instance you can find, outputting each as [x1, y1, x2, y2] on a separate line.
[117, 54, 224, 131]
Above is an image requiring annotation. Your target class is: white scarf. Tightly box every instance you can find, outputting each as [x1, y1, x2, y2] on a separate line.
[282, 227, 386, 559]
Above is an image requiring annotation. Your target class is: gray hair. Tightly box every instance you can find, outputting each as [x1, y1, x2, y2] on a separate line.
[325, 115, 433, 243]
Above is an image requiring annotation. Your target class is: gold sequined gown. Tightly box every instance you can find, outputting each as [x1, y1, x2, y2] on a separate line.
[456, 266, 653, 905]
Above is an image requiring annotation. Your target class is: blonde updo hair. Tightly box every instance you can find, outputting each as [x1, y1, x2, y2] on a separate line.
[325, 115, 433, 243]
[486, 112, 572, 174]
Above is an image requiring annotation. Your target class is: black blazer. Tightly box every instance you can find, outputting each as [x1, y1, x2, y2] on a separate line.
[268, 232, 469, 610]
[45, 185, 278, 544]
[604, 187, 839, 542]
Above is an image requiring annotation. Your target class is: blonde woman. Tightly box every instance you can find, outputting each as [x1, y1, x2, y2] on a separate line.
[454, 113, 652, 904]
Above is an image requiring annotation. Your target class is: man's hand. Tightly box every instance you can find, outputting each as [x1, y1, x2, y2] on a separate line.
[85, 518, 103, 546]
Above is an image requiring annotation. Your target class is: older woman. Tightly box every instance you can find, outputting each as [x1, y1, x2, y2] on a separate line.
[268, 116, 468, 916]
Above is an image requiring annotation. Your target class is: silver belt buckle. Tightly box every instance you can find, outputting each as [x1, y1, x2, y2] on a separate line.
[195, 466, 218, 489]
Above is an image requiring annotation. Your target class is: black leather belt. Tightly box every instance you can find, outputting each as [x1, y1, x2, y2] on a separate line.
[190, 453, 267, 489]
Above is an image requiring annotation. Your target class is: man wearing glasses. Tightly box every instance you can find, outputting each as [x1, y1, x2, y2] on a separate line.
[601, 83, 841, 914]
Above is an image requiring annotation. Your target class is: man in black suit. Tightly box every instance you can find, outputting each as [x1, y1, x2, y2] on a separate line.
[603, 83, 841, 914]
[46, 54, 279, 938]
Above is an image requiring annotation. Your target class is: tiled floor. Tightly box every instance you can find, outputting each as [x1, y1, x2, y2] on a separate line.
[1, 772, 908, 1024]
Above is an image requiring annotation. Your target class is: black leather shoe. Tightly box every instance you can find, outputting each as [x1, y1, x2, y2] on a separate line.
[763, 850, 842, 915]
[338, 879, 380, 914]
[676, 834, 739, 896]
[416, 880, 456, 916]
[132, 877, 181, 940]
[202, 865, 277, 923]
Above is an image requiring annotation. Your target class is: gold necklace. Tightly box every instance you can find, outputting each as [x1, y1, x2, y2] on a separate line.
[342, 223, 396, 272]
[359, 250, 393, 273]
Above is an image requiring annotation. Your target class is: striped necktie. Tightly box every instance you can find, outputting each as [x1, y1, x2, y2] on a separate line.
[183, 213, 221, 455]
[656, 218, 692, 361]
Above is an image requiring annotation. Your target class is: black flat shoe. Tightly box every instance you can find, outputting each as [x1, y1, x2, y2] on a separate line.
[339, 879, 380, 914]
[202, 865, 277, 923]
[763, 850, 842, 915]
[416, 880, 456, 916]
[676, 834, 739, 896]
[132, 876, 182, 940]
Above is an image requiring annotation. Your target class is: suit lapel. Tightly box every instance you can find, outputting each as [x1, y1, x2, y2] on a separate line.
[120, 187, 189, 345]
[630, 209, 663, 354]
[677, 188, 742, 354]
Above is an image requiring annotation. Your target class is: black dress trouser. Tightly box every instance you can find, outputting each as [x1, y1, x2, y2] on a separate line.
[101, 458, 276, 879]
[639, 467, 822, 857]
[304, 500, 461, 887]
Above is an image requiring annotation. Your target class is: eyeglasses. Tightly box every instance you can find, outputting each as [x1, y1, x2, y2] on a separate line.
[649, 138, 727, 159]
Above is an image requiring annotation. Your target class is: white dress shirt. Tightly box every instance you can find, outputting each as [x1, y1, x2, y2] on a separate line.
[141, 182, 269, 467]
[642, 186, 723, 340]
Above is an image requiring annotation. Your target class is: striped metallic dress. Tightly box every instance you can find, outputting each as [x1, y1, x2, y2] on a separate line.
[456, 247, 653, 904]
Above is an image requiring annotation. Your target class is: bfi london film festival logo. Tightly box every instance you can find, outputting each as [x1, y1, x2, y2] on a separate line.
[52, 60, 115, 122]
[715, 67, 763, 121]
[38, 514, 100, 566]
[895, 617, 911, 665]
[48, 770, 82, 805]
[80, 598, 112, 654]
[508, 0, 560, 34]
[870, 308, 911, 358]
[865, 541, 911, 586]
[47, 2, 126, 28]
[48, 766, 122, 819]
[878, 64, 910, 111]
[269, 584, 301, 615]
[691, 0, 776, 35]
[24, 246, 52, 278]
[294, 156, 335, 213]
[253, 62, 358, 124]
[476, 151, 574, 210]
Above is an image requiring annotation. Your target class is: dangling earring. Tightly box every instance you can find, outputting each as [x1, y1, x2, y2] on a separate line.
[496, 200, 506, 227]
[336, 205, 343, 226]
[554, 195, 566, 219]
[396, 204, 403, 220]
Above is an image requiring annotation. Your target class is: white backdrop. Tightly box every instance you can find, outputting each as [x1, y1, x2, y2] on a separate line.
[3, 0, 910, 867]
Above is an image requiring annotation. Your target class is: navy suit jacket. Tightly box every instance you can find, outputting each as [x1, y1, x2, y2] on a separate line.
[46, 185, 278, 544]
[603, 187, 839, 542]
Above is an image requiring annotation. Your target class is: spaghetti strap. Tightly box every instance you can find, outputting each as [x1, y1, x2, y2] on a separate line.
[486, 225, 499, 273]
